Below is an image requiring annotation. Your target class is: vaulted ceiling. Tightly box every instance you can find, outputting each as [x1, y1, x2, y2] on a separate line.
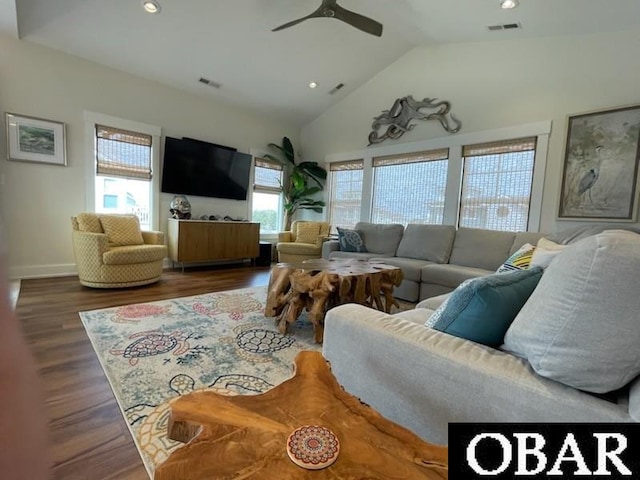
[4, 0, 640, 125]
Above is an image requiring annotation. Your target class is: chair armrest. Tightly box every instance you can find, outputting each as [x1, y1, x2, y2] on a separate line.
[313, 234, 326, 248]
[72, 231, 110, 273]
[142, 230, 165, 245]
[278, 231, 292, 243]
[321, 240, 340, 259]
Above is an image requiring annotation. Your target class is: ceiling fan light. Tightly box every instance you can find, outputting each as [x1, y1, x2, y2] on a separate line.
[142, 0, 161, 14]
[309, 82, 318, 89]
[500, 0, 519, 9]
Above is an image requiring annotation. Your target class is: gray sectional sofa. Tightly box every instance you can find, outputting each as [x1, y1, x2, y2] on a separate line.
[322, 226, 640, 445]
[322, 222, 543, 301]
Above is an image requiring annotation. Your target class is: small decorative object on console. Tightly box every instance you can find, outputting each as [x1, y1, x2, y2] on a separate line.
[169, 195, 191, 219]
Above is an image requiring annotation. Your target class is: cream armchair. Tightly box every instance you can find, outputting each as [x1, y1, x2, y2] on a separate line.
[71, 213, 167, 288]
[276, 220, 331, 263]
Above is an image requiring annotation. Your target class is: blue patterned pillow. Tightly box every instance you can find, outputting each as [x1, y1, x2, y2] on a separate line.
[337, 227, 367, 253]
[427, 267, 543, 347]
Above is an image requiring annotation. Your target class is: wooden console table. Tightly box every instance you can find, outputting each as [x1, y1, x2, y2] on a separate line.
[265, 259, 403, 343]
[167, 219, 259, 269]
[154, 351, 448, 479]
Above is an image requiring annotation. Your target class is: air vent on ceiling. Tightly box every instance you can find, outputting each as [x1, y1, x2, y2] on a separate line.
[198, 77, 222, 89]
[329, 83, 345, 95]
[487, 22, 521, 31]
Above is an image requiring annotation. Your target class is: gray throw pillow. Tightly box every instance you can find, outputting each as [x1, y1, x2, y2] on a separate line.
[503, 230, 640, 393]
[337, 227, 367, 253]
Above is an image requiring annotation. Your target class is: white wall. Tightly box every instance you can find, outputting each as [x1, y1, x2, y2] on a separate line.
[0, 34, 299, 278]
[301, 29, 640, 233]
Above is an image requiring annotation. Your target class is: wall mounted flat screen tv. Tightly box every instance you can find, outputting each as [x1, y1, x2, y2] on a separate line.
[161, 137, 252, 200]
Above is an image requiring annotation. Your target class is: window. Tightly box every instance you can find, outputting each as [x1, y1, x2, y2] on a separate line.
[252, 158, 283, 234]
[324, 121, 549, 232]
[328, 160, 363, 231]
[85, 112, 160, 231]
[371, 149, 448, 225]
[459, 137, 536, 232]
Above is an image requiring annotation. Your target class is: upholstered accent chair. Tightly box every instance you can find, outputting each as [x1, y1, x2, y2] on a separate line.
[276, 220, 331, 263]
[71, 213, 167, 288]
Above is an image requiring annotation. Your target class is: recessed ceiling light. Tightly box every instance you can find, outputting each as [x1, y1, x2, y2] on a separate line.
[142, 0, 161, 13]
[500, 0, 519, 9]
[309, 82, 318, 89]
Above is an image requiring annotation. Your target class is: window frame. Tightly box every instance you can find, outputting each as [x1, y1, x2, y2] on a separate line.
[458, 137, 538, 232]
[251, 157, 284, 234]
[324, 120, 550, 232]
[327, 159, 364, 231]
[84, 111, 161, 231]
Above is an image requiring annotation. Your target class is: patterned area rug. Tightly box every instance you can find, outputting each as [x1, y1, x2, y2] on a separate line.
[79, 286, 320, 478]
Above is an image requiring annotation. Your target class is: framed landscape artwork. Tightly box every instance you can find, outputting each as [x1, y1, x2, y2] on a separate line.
[558, 105, 640, 221]
[5, 112, 67, 166]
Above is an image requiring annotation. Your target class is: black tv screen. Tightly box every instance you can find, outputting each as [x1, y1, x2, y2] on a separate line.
[161, 137, 252, 201]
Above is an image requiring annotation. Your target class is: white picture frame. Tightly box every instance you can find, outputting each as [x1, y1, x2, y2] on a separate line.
[5, 112, 67, 166]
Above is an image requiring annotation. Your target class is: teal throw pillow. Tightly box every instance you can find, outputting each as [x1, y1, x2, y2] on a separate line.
[337, 227, 367, 253]
[428, 267, 543, 347]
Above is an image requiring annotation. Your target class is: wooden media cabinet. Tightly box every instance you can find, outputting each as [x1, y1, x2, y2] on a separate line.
[167, 219, 260, 269]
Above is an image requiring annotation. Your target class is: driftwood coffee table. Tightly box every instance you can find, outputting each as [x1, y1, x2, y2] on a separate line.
[154, 351, 448, 479]
[265, 259, 403, 343]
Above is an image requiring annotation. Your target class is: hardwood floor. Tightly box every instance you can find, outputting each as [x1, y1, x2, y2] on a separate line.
[16, 264, 272, 480]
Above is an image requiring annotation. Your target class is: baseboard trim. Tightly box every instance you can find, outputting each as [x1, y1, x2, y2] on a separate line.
[10, 258, 255, 279]
[8, 264, 78, 280]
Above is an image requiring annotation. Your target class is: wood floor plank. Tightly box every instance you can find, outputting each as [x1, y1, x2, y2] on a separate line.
[15, 264, 271, 480]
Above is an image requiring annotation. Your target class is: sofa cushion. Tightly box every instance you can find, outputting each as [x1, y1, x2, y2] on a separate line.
[510, 232, 545, 255]
[296, 222, 322, 244]
[530, 237, 566, 269]
[546, 224, 640, 245]
[337, 227, 367, 252]
[421, 263, 493, 288]
[76, 213, 103, 233]
[503, 230, 640, 393]
[396, 224, 455, 263]
[427, 267, 543, 347]
[394, 308, 434, 325]
[355, 222, 404, 256]
[99, 215, 144, 246]
[496, 243, 535, 273]
[103, 244, 167, 265]
[375, 256, 432, 282]
[416, 293, 450, 311]
[329, 251, 386, 261]
[449, 227, 516, 270]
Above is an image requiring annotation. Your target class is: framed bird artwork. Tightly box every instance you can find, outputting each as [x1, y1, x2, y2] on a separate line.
[558, 104, 640, 221]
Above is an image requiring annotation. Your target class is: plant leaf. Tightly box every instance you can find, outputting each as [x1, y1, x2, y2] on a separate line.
[282, 137, 295, 164]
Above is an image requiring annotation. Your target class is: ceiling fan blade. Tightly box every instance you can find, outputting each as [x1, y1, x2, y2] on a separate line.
[334, 4, 383, 37]
[272, 2, 328, 32]
[272, 15, 314, 32]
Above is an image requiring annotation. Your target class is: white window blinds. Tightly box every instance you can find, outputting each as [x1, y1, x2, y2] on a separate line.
[95, 125, 152, 180]
[459, 137, 537, 232]
[371, 149, 449, 225]
[254, 158, 283, 192]
[328, 160, 363, 231]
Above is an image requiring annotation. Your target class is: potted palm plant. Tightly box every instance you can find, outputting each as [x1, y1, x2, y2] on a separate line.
[265, 137, 327, 230]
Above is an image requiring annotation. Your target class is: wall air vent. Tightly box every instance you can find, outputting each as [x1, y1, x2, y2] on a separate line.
[329, 83, 345, 95]
[487, 22, 521, 31]
[198, 77, 222, 89]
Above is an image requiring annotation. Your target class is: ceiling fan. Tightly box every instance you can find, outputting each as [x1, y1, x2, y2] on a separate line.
[272, 0, 383, 37]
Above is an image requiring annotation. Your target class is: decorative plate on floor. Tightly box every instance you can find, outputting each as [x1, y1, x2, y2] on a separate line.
[286, 425, 340, 470]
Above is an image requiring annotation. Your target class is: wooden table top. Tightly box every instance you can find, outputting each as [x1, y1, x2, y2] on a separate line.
[154, 351, 448, 479]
